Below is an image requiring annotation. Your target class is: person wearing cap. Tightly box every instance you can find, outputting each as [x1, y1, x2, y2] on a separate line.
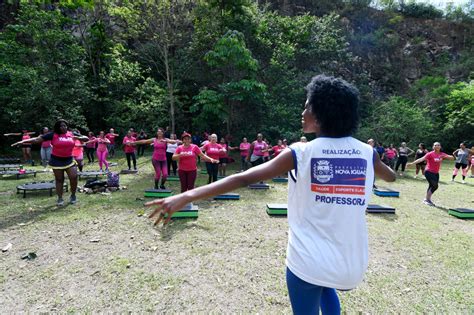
[174, 132, 219, 193]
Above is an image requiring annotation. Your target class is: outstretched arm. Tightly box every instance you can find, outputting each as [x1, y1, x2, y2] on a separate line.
[374, 152, 396, 182]
[132, 138, 154, 145]
[147, 148, 294, 225]
[408, 155, 427, 166]
[198, 152, 219, 164]
[11, 136, 44, 147]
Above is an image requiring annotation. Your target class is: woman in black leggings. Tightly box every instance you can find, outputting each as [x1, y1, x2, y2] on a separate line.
[395, 142, 414, 176]
[409, 142, 454, 206]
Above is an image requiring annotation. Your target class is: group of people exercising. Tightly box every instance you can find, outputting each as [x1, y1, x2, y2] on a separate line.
[4, 74, 470, 314]
[368, 139, 473, 206]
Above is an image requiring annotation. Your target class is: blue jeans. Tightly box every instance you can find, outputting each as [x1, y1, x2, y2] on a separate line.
[286, 267, 340, 315]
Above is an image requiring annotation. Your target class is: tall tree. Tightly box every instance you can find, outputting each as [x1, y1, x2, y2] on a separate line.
[134, 0, 195, 134]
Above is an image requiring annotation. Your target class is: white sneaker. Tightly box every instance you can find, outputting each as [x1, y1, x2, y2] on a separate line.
[423, 199, 435, 207]
[451, 178, 454, 182]
[462, 180, 466, 184]
[413, 175, 418, 179]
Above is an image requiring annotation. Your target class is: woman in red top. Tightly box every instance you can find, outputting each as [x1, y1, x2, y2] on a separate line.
[85, 131, 96, 164]
[40, 127, 52, 168]
[218, 137, 237, 177]
[201, 134, 226, 184]
[72, 130, 86, 172]
[409, 142, 454, 206]
[12, 119, 88, 206]
[174, 133, 219, 193]
[86, 131, 111, 172]
[239, 137, 251, 172]
[4, 129, 36, 164]
[122, 130, 137, 171]
[247, 133, 268, 167]
[132, 128, 177, 189]
[270, 139, 285, 159]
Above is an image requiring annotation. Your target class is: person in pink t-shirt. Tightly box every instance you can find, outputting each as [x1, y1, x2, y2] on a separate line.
[201, 134, 226, 184]
[86, 131, 111, 172]
[40, 127, 52, 168]
[122, 130, 137, 171]
[384, 144, 398, 169]
[132, 128, 178, 189]
[218, 137, 237, 177]
[85, 131, 96, 164]
[174, 132, 219, 193]
[4, 129, 36, 164]
[239, 137, 251, 172]
[408, 142, 454, 206]
[72, 131, 86, 172]
[247, 133, 268, 167]
[270, 139, 285, 159]
[105, 128, 119, 158]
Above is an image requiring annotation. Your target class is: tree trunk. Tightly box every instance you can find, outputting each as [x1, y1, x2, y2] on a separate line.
[164, 49, 175, 134]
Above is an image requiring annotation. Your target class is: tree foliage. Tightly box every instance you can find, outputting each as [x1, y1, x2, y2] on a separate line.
[0, 1, 473, 152]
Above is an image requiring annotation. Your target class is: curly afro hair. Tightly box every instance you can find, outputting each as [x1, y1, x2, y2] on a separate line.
[306, 75, 359, 137]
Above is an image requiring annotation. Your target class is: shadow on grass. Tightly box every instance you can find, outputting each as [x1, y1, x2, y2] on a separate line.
[0, 202, 70, 231]
[156, 220, 211, 242]
[367, 213, 399, 221]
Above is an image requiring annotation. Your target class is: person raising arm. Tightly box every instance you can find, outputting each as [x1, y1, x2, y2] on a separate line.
[146, 75, 395, 314]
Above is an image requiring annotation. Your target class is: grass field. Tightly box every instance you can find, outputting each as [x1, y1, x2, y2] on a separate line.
[0, 151, 473, 312]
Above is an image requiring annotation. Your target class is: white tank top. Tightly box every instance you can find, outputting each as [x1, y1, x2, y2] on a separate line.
[166, 142, 178, 154]
[287, 137, 375, 290]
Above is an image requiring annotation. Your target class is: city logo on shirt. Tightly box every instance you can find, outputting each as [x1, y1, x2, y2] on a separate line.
[311, 158, 367, 195]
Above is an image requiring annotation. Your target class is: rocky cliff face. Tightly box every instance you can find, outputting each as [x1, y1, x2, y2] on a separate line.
[344, 8, 473, 95]
[266, 1, 473, 95]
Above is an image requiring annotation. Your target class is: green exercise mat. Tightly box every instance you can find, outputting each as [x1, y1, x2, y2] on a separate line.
[266, 203, 288, 215]
[144, 189, 173, 198]
[448, 208, 474, 219]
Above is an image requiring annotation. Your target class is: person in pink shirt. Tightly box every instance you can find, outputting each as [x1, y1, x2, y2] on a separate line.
[247, 133, 268, 167]
[174, 132, 219, 193]
[40, 127, 52, 168]
[122, 130, 137, 171]
[12, 119, 89, 206]
[4, 129, 36, 164]
[201, 134, 226, 183]
[384, 144, 398, 169]
[85, 131, 96, 164]
[408, 142, 454, 206]
[270, 139, 285, 159]
[86, 131, 111, 172]
[218, 137, 237, 177]
[105, 128, 119, 158]
[72, 131, 85, 172]
[133, 128, 178, 189]
[239, 137, 251, 172]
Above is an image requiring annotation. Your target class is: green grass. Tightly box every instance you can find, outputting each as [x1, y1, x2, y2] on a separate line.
[0, 151, 473, 312]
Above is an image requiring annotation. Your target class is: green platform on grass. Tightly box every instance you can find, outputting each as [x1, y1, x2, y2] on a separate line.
[448, 208, 474, 219]
[200, 169, 207, 175]
[166, 204, 199, 219]
[167, 176, 180, 181]
[266, 203, 287, 216]
[272, 177, 288, 183]
[144, 189, 172, 198]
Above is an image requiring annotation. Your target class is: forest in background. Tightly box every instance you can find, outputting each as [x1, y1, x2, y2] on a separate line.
[0, 0, 473, 150]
